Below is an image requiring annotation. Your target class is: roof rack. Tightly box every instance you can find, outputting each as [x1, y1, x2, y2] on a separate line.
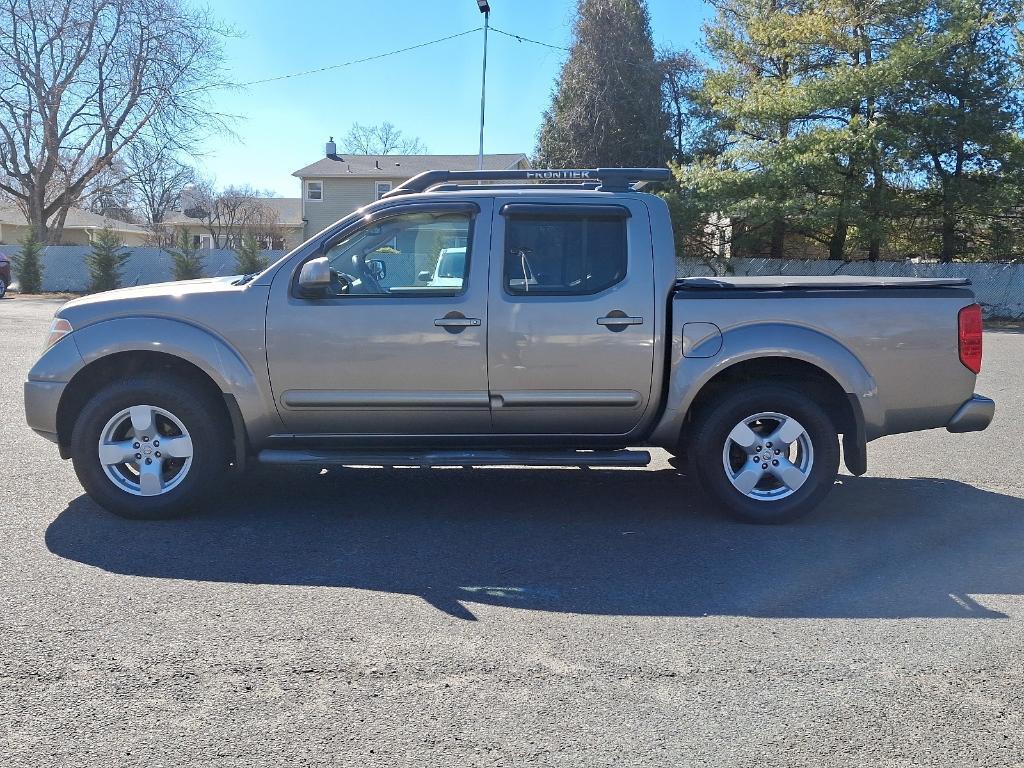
[428, 182, 603, 193]
[381, 167, 672, 198]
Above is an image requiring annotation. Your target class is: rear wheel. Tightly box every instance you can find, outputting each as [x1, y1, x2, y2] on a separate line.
[688, 384, 840, 524]
[70, 374, 228, 519]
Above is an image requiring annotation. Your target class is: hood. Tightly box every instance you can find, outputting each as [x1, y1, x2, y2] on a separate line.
[57, 275, 249, 327]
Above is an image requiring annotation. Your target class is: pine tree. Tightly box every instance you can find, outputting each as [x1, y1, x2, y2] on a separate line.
[234, 232, 268, 275]
[679, 0, 928, 260]
[13, 228, 44, 293]
[86, 225, 131, 292]
[890, 0, 1024, 262]
[681, 0, 823, 259]
[168, 230, 206, 281]
[536, 0, 668, 168]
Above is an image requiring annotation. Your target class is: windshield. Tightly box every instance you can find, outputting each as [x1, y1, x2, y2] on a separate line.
[436, 249, 466, 278]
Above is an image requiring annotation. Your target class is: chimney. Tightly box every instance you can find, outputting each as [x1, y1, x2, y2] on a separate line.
[326, 136, 338, 160]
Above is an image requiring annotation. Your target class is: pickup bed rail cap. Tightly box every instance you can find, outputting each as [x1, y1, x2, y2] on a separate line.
[676, 275, 972, 290]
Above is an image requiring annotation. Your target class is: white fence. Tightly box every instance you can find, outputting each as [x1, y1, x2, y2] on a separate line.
[2, 246, 1022, 319]
[0, 246, 284, 292]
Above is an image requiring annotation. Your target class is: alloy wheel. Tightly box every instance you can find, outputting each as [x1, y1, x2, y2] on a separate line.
[97, 405, 194, 497]
[721, 411, 814, 501]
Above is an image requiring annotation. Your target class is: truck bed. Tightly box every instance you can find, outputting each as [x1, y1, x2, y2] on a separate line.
[675, 275, 971, 291]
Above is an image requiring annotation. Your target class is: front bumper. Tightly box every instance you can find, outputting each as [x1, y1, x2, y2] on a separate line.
[946, 394, 995, 433]
[24, 380, 65, 444]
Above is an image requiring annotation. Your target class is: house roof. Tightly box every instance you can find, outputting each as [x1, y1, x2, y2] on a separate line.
[0, 205, 149, 234]
[292, 153, 529, 179]
[163, 197, 303, 228]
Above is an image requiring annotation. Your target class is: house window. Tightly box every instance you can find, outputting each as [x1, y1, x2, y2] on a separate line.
[375, 182, 392, 200]
[192, 234, 213, 250]
[306, 180, 323, 201]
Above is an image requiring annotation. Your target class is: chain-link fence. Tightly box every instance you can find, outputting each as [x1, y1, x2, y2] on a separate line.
[678, 257, 1024, 320]
[0, 246, 284, 293]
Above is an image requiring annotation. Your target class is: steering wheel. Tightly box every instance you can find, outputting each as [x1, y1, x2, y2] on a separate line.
[329, 269, 354, 296]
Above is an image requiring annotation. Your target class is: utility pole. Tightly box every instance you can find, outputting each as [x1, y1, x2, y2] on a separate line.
[477, 1, 490, 170]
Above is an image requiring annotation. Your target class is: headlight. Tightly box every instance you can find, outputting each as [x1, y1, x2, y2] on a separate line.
[44, 317, 73, 350]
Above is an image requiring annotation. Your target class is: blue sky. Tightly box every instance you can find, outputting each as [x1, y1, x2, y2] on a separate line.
[198, 0, 711, 196]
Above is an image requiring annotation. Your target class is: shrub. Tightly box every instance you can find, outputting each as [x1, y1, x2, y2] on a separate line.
[13, 228, 44, 293]
[233, 232, 268, 275]
[169, 230, 205, 281]
[86, 226, 131, 292]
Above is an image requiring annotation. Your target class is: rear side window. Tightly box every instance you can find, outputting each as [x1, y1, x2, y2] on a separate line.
[503, 209, 628, 295]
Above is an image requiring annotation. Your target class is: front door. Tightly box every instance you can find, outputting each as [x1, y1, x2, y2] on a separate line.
[266, 201, 491, 436]
[486, 198, 656, 436]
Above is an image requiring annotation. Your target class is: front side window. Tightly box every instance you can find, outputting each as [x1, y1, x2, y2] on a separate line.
[504, 212, 628, 295]
[306, 180, 323, 201]
[318, 210, 472, 297]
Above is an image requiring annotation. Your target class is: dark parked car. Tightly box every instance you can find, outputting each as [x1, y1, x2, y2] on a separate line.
[0, 253, 10, 298]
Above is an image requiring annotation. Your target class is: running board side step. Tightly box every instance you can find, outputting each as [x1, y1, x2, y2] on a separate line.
[257, 448, 651, 468]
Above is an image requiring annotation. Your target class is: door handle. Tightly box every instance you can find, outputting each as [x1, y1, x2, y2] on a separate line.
[597, 312, 643, 331]
[435, 315, 481, 335]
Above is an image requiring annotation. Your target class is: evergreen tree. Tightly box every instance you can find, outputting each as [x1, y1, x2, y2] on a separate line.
[13, 228, 44, 293]
[168, 230, 206, 281]
[673, 0, 1024, 262]
[536, 0, 668, 168]
[681, 0, 825, 259]
[234, 232, 268, 275]
[890, 0, 1024, 262]
[86, 226, 131, 292]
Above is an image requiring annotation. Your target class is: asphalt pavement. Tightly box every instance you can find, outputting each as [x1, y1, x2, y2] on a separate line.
[2, 296, 1022, 767]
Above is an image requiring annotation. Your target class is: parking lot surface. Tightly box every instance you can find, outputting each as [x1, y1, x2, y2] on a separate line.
[2, 296, 1023, 767]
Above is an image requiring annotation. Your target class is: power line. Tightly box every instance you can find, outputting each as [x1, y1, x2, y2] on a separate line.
[490, 26, 570, 52]
[216, 26, 484, 91]
[190, 25, 566, 95]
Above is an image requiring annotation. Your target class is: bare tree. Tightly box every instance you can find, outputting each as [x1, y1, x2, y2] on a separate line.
[191, 182, 281, 249]
[122, 141, 196, 225]
[81, 155, 136, 220]
[342, 122, 427, 155]
[0, 0, 227, 242]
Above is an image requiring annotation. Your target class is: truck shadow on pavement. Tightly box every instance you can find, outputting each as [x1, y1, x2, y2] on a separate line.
[46, 467, 1024, 621]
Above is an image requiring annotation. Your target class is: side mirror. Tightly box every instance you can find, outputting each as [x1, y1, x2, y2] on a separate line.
[367, 258, 387, 281]
[298, 256, 331, 295]
[417, 270, 431, 283]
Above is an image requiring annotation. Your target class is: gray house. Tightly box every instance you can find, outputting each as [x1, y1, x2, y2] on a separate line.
[292, 143, 530, 240]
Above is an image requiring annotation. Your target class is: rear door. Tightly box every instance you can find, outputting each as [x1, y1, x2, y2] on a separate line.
[486, 198, 656, 435]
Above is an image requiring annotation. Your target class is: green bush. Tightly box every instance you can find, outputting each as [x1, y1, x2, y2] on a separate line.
[13, 228, 44, 293]
[233, 232, 268, 275]
[169, 230, 206, 281]
[86, 226, 131, 292]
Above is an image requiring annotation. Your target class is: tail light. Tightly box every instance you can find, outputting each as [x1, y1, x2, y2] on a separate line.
[958, 304, 983, 374]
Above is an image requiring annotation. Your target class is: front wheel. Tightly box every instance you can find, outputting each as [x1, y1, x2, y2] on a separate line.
[688, 384, 840, 524]
[70, 374, 228, 519]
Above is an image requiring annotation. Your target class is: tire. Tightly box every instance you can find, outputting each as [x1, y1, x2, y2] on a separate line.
[688, 383, 840, 524]
[0, 278, 7, 298]
[70, 374, 229, 519]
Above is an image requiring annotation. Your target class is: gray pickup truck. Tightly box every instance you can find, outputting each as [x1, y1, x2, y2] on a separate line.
[24, 168, 994, 523]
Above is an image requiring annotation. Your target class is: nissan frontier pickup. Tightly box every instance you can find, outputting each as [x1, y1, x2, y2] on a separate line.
[24, 168, 995, 523]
